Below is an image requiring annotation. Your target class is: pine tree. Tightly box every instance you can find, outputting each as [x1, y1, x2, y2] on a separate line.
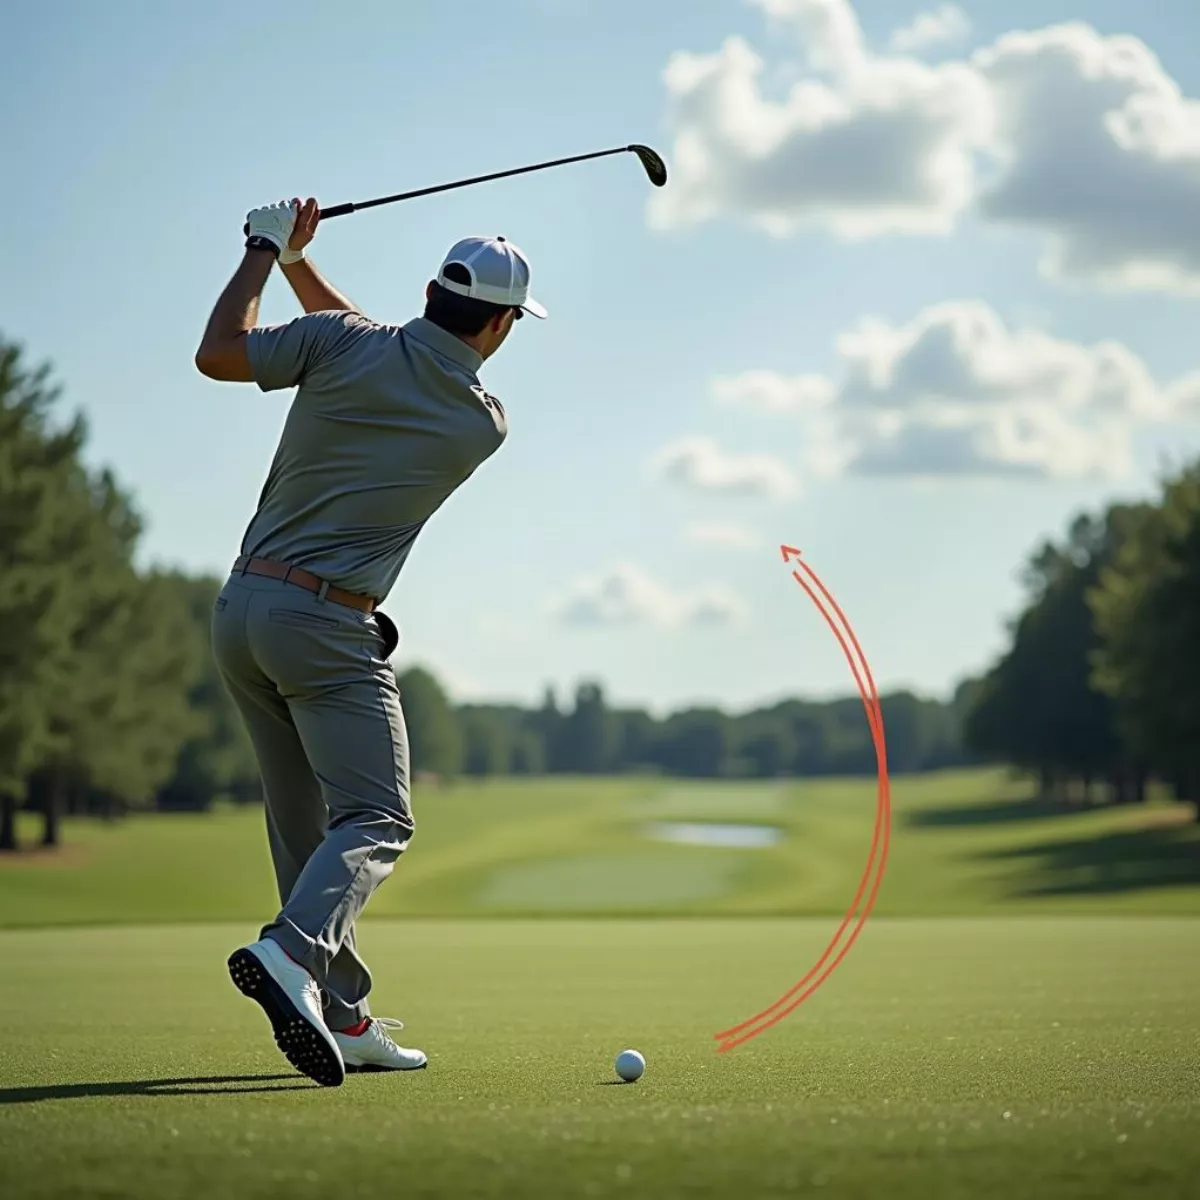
[0, 338, 89, 849]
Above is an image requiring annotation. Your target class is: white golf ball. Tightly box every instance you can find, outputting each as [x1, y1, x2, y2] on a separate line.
[614, 1048, 645, 1082]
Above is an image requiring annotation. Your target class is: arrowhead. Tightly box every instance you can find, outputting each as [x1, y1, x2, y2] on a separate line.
[780, 545, 803, 563]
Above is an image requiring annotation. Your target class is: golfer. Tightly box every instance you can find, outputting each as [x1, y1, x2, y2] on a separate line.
[194, 198, 544, 1086]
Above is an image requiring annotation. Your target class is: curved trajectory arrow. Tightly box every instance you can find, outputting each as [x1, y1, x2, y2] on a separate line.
[712, 545, 892, 1053]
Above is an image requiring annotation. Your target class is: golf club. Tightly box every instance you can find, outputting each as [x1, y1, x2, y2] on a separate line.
[244, 144, 667, 235]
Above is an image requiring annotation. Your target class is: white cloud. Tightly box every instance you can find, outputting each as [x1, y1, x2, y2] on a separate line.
[889, 6, 969, 55]
[975, 24, 1200, 292]
[752, 0, 867, 76]
[649, 22, 992, 239]
[652, 435, 798, 497]
[547, 563, 748, 629]
[653, 4, 1200, 292]
[684, 520, 764, 549]
[1165, 372, 1200, 419]
[716, 301, 1187, 482]
[835, 301, 1166, 420]
[847, 405, 1133, 482]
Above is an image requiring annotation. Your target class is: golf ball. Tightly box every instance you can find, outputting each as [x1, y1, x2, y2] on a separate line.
[614, 1049, 645, 1082]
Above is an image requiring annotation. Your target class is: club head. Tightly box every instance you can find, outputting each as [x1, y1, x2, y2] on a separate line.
[628, 144, 668, 188]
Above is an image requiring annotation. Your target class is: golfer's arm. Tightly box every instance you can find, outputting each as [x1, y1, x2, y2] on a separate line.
[194, 249, 275, 381]
[280, 258, 360, 315]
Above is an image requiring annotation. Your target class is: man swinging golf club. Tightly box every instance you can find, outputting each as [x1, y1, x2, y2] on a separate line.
[194, 197, 544, 1086]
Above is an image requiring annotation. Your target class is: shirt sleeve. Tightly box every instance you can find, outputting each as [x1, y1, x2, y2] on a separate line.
[246, 311, 367, 393]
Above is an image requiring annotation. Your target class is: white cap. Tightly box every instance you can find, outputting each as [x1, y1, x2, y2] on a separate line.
[436, 236, 547, 319]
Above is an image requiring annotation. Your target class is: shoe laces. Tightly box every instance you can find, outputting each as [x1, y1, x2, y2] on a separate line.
[364, 1017, 405, 1043]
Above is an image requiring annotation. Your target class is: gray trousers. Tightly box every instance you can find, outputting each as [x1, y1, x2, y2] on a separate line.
[210, 570, 412, 1031]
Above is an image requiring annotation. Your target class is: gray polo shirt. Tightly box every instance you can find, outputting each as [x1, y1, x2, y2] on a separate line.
[241, 311, 507, 601]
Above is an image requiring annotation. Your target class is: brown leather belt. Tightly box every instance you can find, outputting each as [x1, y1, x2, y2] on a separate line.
[232, 556, 377, 613]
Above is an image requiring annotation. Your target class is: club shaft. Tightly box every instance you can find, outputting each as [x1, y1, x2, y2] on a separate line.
[318, 146, 631, 220]
[241, 145, 646, 235]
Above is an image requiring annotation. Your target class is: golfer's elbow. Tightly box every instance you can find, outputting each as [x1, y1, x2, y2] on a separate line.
[193, 346, 222, 379]
[194, 337, 253, 382]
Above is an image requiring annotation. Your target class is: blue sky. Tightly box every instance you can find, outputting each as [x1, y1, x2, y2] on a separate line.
[4, 0, 1200, 713]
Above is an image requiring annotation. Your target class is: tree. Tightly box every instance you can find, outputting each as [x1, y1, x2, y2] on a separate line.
[397, 666, 463, 778]
[1090, 465, 1200, 815]
[459, 708, 510, 776]
[611, 708, 658, 773]
[964, 507, 1138, 803]
[60, 569, 206, 829]
[734, 711, 796, 778]
[158, 576, 260, 811]
[532, 686, 565, 772]
[2, 336, 229, 845]
[0, 338, 89, 849]
[508, 728, 546, 775]
[653, 707, 733, 778]
[557, 682, 615, 774]
[24, 466, 205, 842]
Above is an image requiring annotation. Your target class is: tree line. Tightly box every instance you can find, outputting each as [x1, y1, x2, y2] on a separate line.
[398, 672, 969, 784]
[3, 332, 1198, 851]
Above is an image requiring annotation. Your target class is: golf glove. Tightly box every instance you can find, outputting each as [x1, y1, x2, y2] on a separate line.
[245, 200, 302, 262]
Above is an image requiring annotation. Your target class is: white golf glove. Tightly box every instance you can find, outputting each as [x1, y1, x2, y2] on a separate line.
[245, 200, 303, 263]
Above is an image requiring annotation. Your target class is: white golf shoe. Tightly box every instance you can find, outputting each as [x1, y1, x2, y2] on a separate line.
[332, 1017, 428, 1072]
[227, 938, 345, 1088]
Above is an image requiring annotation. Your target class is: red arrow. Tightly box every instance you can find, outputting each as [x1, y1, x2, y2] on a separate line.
[713, 547, 892, 1052]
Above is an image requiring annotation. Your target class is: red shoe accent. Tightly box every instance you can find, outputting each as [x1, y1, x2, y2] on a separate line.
[341, 1019, 370, 1037]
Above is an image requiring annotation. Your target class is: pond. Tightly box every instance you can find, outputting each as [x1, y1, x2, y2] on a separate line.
[645, 822, 783, 849]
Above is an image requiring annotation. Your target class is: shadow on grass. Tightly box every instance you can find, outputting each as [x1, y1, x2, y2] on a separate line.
[977, 824, 1200, 898]
[0, 1073, 311, 1105]
[906, 794, 1075, 829]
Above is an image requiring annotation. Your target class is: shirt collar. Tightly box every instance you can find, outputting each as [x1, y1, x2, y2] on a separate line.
[402, 317, 484, 375]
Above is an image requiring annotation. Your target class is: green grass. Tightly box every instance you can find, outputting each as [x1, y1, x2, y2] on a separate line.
[2, 919, 1198, 1199]
[2, 772, 1198, 1196]
[2, 769, 1198, 928]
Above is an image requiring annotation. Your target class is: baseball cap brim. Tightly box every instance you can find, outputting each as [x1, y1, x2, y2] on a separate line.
[521, 296, 548, 320]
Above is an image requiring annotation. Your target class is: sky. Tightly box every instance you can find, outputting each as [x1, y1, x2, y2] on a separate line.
[4, 0, 1200, 715]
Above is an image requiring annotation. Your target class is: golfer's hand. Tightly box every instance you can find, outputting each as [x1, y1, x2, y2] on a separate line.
[245, 199, 297, 256]
[282, 197, 319, 264]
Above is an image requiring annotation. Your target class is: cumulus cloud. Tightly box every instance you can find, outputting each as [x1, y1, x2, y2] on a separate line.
[716, 301, 1186, 482]
[889, 5, 969, 55]
[652, 435, 798, 498]
[547, 563, 747, 629]
[1165, 372, 1200, 419]
[834, 301, 1166, 420]
[649, 5, 992, 239]
[975, 24, 1200, 291]
[653, 3, 1200, 291]
[754, 0, 867, 75]
[847, 405, 1132, 482]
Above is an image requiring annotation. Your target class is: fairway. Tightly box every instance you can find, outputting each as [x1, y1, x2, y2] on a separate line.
[1, 918, 1198, 1199]
[3, 772, 1198, 1198]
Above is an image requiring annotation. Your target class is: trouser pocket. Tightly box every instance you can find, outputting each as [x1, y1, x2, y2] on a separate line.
[375, 611, 400, 659]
